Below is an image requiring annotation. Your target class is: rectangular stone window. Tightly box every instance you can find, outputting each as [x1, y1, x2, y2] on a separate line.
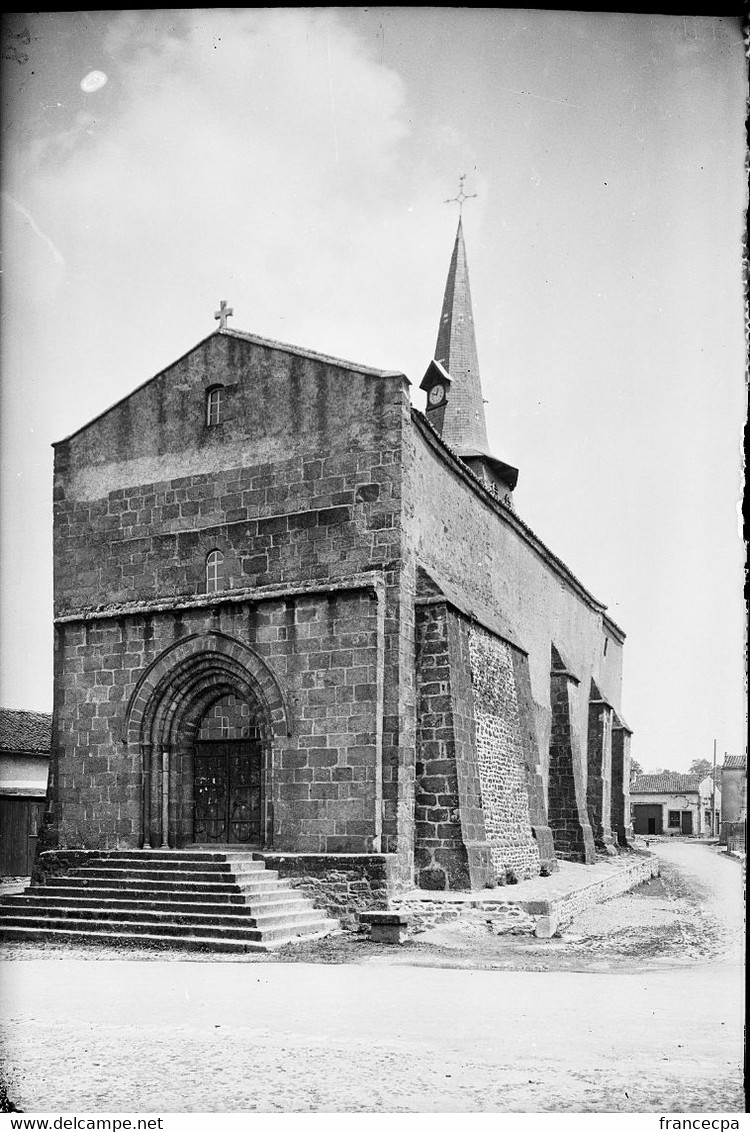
[667, 810, 681, 829]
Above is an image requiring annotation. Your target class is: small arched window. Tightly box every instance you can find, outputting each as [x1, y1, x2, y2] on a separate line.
[206, 385, 224, 427]
[206, 549, 225, 593]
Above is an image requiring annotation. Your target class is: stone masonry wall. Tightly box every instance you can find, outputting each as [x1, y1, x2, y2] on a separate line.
[405, 419, 627, 797]
[259, 852, 396, 928]
[468, 625, 541, 880]
[510, 649, 558, 872]
[51, 590, 383, 854]
[53, 458, 400, 613]
[197, 695, 256, 740]
[547, 655, 596, 864]
[390, 853, 659, 936]
[587, 690, 615, 850]
[610, 722, 631, 845]
[413, 604, 490, 890]
[51, 335, 417, 869]
[549, 855, 660, 929]
[390, 895, 536, 935]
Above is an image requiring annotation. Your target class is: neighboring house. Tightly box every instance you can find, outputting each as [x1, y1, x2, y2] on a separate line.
[0, 709, 51, 875]
[720, 754, 746, 845]
[630, 773, 720, 837]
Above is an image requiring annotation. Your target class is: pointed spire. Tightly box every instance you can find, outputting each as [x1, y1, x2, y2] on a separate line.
[434, 217, 490, 454]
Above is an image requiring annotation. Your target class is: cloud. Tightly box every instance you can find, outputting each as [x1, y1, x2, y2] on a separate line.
[30, 11, 412, 230]
[9, 9, 444, 365]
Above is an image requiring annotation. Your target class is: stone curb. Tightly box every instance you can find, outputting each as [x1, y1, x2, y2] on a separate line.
[390, 854, 660, 938]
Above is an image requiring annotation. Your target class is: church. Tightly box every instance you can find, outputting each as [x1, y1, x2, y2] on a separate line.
[46, 215, 631, 905]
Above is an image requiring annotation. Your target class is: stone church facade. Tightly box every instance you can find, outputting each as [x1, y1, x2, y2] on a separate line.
[48, 219, 631, 900]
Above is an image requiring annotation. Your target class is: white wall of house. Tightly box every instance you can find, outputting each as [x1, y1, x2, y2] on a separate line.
[697, 775, 721, 836]
[0, 752, 49, 797]
[632, 778, 720, 836]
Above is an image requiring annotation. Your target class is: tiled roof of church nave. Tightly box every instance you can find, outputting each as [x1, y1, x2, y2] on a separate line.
[411, 406, 624, 632]
[0, 708, 52, 752]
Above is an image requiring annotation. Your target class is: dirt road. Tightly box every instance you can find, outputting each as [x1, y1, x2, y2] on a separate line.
[0, 842, 744, 1113]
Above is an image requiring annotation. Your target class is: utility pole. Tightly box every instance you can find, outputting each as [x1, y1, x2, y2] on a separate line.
[711, 739, 717, 837]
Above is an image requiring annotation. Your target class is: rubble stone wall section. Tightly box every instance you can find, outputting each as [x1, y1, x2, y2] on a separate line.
[390, 854, 659, 936]
[413, 603, 492, 891]
[551, 855, 660, 929]
[413, 604, 473, 890]
[468, 625, 541, 880]
[259, 851, 396, 928]
[389, 895, 536, 935]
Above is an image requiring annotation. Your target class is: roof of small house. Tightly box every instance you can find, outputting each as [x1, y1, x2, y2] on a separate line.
[631, 773, 701, 794]
[722, 754, 746, 771]
[0, 709, 52, 753]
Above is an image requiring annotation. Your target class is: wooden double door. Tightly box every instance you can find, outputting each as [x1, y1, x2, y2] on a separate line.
[193, 740, 263, 844]
[0, 796, 46, 875]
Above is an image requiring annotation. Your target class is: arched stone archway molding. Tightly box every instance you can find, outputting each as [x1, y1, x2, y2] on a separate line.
[124, 631, 291, 848]
[146, 656, 273, 751]
[149, 669, 272, 851]
[125, 630, 292, 748]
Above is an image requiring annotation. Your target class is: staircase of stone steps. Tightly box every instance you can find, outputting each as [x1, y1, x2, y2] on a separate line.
[0, 851, 338, 953]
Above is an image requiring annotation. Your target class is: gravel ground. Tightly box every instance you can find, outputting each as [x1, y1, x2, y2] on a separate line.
[1, 955, 743, 1113]
[0, 841, 744, 1113]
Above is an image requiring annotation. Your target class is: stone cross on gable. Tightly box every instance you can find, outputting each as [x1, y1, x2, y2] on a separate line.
[214, 300, 234, 330]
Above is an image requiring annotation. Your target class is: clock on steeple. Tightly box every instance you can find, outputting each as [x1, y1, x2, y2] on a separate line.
[419, 358, 452, 432]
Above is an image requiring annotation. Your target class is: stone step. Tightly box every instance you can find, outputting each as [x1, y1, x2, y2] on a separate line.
[0, 924, 336, 953]
[0, 925, 269, 953]
[71, 856, 269, 875]
[69, 866, 279, 884]
[45, 875, 291, 895]
[18, 884, 244, 905]
[0, 891, 309, 915]
[10, 884, 303, 908]
[45, 876, 240, 895]
[0, 903, 326, 931]
[0, 913, 331, 944]
[76, 859, 225, 874]
[7, 850, 338, 952]
[57, 850, 254, 864]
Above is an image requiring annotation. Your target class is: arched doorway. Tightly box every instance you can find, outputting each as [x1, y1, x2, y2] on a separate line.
[125, 631, 292, 849]
[193, 695, 264, 845]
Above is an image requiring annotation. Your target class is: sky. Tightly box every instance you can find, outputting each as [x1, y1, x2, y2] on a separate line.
[0, 9, 746, 773]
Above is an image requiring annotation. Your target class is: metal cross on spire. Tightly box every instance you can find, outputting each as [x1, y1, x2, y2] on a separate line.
[214, 299, 234, 330]
[444, 174, 478, 213]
